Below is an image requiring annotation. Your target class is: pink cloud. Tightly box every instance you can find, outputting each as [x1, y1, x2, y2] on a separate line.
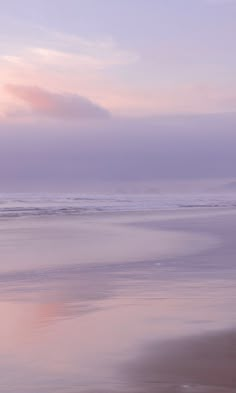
[5, 84, 110, 120]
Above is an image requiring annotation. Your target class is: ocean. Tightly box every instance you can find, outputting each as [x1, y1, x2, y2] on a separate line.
[0, 192, 235, 218]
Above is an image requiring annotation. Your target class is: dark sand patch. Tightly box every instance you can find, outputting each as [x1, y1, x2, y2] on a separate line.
[125, 329, 236, 392]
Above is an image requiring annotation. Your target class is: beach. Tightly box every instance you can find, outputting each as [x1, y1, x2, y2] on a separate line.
[2, 0, 236, 391]
[0, 205, 235, 392]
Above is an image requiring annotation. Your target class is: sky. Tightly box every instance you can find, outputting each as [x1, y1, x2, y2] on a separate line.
[0, 0, 236, 192]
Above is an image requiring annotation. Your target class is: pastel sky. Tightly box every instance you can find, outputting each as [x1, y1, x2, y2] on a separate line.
[1, 0, 236, 118]
[1, 0, 236, 191]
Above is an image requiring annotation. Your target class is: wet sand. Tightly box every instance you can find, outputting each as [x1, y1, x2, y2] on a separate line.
[120, 210, 236, 393]
[125, 329, 236, 393]
[0, 208, 236, 392]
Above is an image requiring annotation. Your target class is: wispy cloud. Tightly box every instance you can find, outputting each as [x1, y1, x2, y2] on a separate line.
[5, 84, 110, 120]
[0, 29, 138, 118]
[1, 26, 235, 118]
[0, 28, 138, 71]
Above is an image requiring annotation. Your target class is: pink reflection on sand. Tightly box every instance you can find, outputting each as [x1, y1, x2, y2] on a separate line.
[0, 274, 235, 386]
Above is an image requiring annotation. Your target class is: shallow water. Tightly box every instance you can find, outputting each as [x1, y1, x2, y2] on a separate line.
[0, 205, 236, 392]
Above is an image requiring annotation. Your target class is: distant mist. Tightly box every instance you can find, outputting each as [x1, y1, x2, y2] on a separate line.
[0, 113, 236, 192]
